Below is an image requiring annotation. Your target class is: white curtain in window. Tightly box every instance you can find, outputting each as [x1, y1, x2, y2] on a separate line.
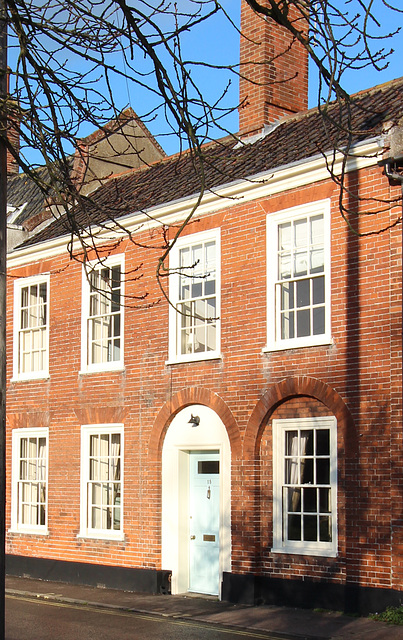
[288, 432, 308, 512]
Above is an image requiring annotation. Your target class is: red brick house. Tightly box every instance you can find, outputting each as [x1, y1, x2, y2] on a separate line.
[5, 1, 403, 614]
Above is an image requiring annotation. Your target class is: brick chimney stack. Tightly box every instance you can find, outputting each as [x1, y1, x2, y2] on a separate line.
[239, 0, 309, 136]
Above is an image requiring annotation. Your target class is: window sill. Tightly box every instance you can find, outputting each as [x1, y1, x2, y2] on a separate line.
[77, 532, 124, 542]
[10, 374, 50, 383]
[8, 527, 49, 536]
[166, 352, 223, 366]
[79, 366, 125, 376]
[271, 546, 337, 558]
[263, 336, 333, 353]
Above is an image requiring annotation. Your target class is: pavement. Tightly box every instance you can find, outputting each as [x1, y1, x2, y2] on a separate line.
[5, 575, 402, 639]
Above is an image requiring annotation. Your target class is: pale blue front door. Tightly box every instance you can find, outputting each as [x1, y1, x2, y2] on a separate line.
[189, 451, 220, 595]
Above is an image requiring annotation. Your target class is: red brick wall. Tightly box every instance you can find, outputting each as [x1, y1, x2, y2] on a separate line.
[239, 0, 309, 134]
[5, 164, 402, 594]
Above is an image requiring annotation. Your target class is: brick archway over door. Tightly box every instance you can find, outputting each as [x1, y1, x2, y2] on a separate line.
[148, 387, 242, 461]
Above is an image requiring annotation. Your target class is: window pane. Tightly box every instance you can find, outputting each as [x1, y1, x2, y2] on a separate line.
[316, 459, 330, 484]
[21, 286, 29, 308]
[310, 215, 324, 243]
[303, 515, 317, 541]
[90, 434, 99, 457]
[286, 431, 298, 456]
[192, 244, 203, 276]
[310, 215, 324, 273]
[180, 278, 190, 300]
[205, 277, 215, 296]
[294, 218, 307, 247]
[313, 307, 325, 335]
[311, 249, 324, 273]
[191, 280, 203, 299]
[29, 285, 38, 327]
[278, 223, 291, 279]
[194, 325, 206, 353]
[287, 487, 301, 512]
[303, 487, 317, 512]
[195, 298, 205, 324]
[113, 314, 121, 338]
[319, 488, 331, 513]
[296, 308, 310, 337]
[294, 251, 308, 277]
[301, 458, 314, 484]
[180, 246, 189, 268]
[303, 431, 313, 455]
[279, 253, 291, 280]
[288, 514, 301, 540]
[313, 276, 325, 304]
[205, 241, 216, 275]
[281, 282, 294, 311]
[286, 458, 298, 485]
[319, 516, 332, 542]
[281, 310, 294, 340]
[278, 222, 291, 250]
[111, 266, 121, 289]
[316, 429, 330, 455]
[206, 322, 216, 352]
[297, 279, 310, 308]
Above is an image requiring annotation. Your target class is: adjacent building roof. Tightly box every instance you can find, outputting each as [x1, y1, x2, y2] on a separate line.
[7, 165, 52, 228]
[18, 75, 403, 249]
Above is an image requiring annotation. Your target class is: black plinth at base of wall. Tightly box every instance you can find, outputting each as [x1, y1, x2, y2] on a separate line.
[6, 556, 401, 615]
[221, 572, 402, 616]
[6, 555, 172, 595]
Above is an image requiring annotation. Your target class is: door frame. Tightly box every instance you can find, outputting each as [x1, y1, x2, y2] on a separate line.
[161, 405, 231, 597]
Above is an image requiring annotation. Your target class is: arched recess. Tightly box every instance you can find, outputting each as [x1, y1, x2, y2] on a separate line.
[244, 376, 356, 460]
[148, 388, 241, 598]
[239, 376, 356, 568]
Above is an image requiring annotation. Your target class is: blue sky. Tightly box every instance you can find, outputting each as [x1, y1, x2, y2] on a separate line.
[8, 1, 403, 162]
[119, 0, 403, 154]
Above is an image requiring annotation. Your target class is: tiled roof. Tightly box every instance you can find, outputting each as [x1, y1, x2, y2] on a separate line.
[7, 166, 51, 227]
[18, 76, 403, 248]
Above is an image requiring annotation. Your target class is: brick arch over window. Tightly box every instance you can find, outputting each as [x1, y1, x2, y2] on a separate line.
[244, 376, 356, 459]
[148, 387, 242, 461]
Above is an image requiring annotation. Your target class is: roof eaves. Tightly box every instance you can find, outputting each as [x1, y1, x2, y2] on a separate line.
[11, 135, 384, 259]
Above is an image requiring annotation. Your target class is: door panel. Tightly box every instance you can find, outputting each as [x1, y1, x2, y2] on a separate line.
[189, 451, 220, 595]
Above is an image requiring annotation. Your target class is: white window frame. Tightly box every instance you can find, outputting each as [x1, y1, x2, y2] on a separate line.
[272, 416, 337, 557]
[12, 275, 50, 381]
[80, 255, 124, 374]
[79, 424, 124, 541]
[11, 427, 49, 535]
[265, 200, 331, 352]
[168, 228, 221, 364]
